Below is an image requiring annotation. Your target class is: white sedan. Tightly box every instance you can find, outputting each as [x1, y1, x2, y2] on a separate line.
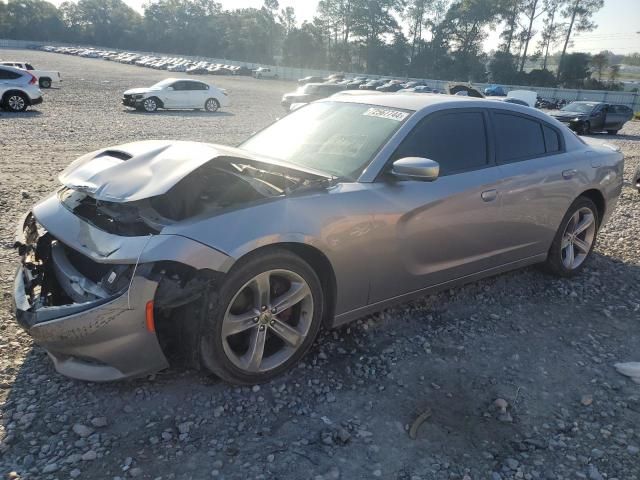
[122, 78, 229, 113]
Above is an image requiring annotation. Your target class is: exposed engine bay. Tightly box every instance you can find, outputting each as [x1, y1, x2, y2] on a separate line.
[58, 159, 325, 236]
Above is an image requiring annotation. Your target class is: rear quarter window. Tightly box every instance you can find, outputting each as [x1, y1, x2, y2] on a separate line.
[493, 112, 546, 163]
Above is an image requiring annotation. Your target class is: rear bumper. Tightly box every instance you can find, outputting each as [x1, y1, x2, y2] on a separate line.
[29, 96, 43, 106]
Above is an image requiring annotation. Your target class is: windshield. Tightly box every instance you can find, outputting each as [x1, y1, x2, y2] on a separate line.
[240, 102, 411, 178]
[151, 79, 174, 88]
[561, 102, 597, 113]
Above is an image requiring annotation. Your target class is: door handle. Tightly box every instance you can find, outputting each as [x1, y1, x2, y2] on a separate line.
[562, 169, 578, 179]
[481, 189, 498, 202]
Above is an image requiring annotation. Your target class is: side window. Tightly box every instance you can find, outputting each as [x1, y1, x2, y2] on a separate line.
[542, 125, 561, 153]
[194, 82, 208, 90]
[0, 68, 21, 80]
[170, 81, 185, 91]
[493, 113, 546, 163]
[394, 111, 488, 176]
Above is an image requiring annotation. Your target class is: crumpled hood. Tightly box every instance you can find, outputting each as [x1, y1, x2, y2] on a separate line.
[123, 87, 161, 95]
[58, 140, 331, 203]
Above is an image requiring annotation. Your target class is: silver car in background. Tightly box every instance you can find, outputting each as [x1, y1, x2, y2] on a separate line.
[13, 94, 624, 384]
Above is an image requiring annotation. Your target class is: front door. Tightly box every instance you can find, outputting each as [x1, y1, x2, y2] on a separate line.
[367, 109, 508, 303]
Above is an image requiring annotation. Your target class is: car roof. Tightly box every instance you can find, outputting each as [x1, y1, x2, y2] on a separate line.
[0, 64, 27, 74]
[328, 92, 561, 122]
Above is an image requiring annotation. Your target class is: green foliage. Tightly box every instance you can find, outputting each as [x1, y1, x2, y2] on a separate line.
[558, 52, 591, 87]
[0, 0, 634, 90]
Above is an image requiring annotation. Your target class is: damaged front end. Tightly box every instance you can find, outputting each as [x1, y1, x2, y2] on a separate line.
[13, 213, 171, 381]
[12, 140, 331, 381]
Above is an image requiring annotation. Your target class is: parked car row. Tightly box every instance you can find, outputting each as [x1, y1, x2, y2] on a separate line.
[0, 60, 61, 88]
[38, 45, 260, 77]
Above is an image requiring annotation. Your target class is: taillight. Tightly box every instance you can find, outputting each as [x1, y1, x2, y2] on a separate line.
[27, 72, 37, 85]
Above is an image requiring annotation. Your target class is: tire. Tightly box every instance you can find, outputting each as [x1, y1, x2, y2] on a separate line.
[3, 92, 28, 112]
[543, 196, 599, 278]
[205, 98, 220, 112]
[39, 77, 52, 89]
[200, 249, 324, 385]
[142, 97, 158, 112]
[606, 130, 619, 135]
[579, 121, 590, 135]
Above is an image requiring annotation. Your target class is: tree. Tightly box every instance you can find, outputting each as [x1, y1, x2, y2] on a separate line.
[558, 51, 590, 87]
[608, 64, 620, 83]
[2, 0, 65, 41]
[488, 51, 518, 83]
[496, 0, 525, 54]
[590, 52, 607, 81]
[351, 0, 404, 73]
[278, 6, 296, 34]
[556, 0, 603, 80]
[518, 0, 545, 72]
[537, 0, 564, 70]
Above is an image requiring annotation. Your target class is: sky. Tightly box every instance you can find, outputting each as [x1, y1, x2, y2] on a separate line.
[48, 0, 640, 55]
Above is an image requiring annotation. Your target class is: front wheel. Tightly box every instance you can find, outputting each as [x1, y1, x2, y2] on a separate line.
[200, 249, 324, 385]
[142, 97, 158, 112]
[205, 98, 220, 112]
[579, 121, 591, 135]
[543, 197, 599, 277]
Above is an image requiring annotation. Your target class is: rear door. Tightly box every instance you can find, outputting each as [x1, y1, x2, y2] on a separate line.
[491, 110, 580, 260]
[605, 105, 627, 130]
[187, 81, 210, 108]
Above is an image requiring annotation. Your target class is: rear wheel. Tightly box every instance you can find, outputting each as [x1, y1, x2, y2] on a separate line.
[3, 92, 28, 112]
[200, 249, 323, 385]
[606, 129, 619, 135]
[543, 197, 599, 277]
[39, 77, 52, 89]
[205, 98, 220, 112]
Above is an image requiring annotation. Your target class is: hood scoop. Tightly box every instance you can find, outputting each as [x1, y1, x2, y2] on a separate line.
[59, 141, 239, 203]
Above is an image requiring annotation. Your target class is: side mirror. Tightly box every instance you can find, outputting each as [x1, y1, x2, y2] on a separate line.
[392, 157, 439, 181]
[166, 86, 174, 91]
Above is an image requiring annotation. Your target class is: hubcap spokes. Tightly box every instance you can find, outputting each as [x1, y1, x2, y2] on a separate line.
[221, 269, 313, 373]
[9, 96, 24, 110]
[561, 207, 596, 269]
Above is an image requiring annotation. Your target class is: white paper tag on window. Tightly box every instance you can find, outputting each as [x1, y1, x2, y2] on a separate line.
[362, 107, 409, 122]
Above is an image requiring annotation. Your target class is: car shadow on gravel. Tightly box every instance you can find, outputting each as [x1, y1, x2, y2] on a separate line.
[0, 110, 43, 118]
[122, 109, 235, 118]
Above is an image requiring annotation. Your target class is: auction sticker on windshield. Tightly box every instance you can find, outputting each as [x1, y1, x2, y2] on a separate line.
[363, 107, 409, 122]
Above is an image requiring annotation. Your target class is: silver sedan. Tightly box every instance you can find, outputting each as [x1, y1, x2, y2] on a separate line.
[13, 94, 624, 384]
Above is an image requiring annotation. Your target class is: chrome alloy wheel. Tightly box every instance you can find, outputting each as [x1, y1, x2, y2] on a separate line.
[8, 95, 26, 111]
[205, 98, 219, 112]
[561, 207, 596, 270]
[143, 98, 157, 112]
[221, 269, 314, 373]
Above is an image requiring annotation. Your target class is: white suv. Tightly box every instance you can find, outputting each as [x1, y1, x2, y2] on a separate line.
[253, 67, 278, 79]
[0, 65, 43, 112]
[122, 78, 229, 113]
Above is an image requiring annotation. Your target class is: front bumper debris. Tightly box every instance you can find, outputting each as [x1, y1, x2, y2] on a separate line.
[13, 212, 169, 381]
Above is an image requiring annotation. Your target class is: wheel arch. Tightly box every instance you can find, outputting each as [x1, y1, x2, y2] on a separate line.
[578, 188, 605, 226]
[146, 95, 164, 108]
[233, 243, 338, 328]
[2, 89, 29, 105]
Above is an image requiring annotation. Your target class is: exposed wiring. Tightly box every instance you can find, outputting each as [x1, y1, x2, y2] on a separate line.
[127, 234, 153, 310]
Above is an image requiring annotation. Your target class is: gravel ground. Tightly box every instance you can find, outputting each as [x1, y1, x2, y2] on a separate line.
[1, 49, 640, 480]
